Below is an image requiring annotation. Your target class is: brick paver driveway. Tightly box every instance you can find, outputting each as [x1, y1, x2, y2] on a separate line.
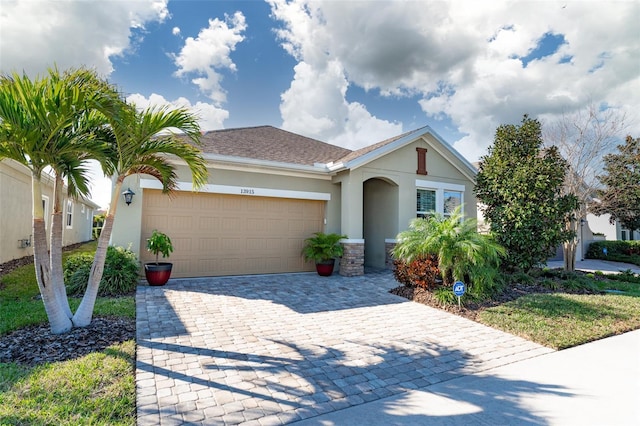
[136, 271, 552, 425]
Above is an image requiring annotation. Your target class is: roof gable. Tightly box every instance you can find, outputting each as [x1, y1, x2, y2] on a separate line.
[329, 126, 477, 181]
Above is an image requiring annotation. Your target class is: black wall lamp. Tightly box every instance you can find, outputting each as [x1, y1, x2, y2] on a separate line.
[122, 188, 135, 206]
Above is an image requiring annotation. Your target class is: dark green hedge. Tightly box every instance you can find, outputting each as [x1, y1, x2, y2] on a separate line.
[585, 241, 640, 266]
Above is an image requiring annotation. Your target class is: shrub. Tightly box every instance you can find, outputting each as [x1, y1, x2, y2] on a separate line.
[586, 241, 640, 266]
[393, 207, 505, 286]
[393, 255, 440, 289]
[541, 278, 560, 290]
[64, 246, 139, 296]
[466, 265, 505, 299]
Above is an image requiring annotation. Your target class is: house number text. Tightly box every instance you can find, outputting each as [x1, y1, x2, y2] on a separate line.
[240, 188, 255, 195]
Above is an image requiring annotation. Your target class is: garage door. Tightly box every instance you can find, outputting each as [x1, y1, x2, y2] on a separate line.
[140, 189, 325, 277]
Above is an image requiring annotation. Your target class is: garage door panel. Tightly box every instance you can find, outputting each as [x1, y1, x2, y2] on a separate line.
[246, 218, 266, 233]
[145, 215, 169, 231]
[222, 197, 243, 212]
[141, 190, 325, 277]
[199, 216, 221, 231]
[199, 238, 219, 251]
[171, 216, 194, 231]
[267, 219, 288, 233]
[288, 219, 305, 233]
[172, 237, 193, 252]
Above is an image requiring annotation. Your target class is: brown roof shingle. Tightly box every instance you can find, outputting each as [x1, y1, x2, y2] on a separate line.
[198, 126, 352, 166]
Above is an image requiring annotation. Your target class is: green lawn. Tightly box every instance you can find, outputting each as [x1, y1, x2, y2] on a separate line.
[0, 242, 136, 426]
[479, 292, 640, 349]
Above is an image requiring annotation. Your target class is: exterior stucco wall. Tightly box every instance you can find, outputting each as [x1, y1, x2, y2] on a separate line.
[363, 178, 398, 268]
[0, 161, 35, 263]
[63, 199, 95, 246]
[0, 160, 95, 264]
[335, 136, 477, 242]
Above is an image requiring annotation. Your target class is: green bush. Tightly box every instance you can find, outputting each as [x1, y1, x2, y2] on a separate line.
[64, 246, 139, 296]
[586, 241, 640, 266]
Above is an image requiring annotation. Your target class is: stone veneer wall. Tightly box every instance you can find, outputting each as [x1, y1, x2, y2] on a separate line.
[385, 239, 397, 270]
[339, 240, 364, 277]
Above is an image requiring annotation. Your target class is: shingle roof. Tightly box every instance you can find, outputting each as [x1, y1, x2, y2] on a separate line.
[197, 126, 352, 166]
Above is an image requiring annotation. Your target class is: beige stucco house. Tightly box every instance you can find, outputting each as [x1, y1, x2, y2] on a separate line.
[111, 125, 477, 277]
[0, 159, 98, 265]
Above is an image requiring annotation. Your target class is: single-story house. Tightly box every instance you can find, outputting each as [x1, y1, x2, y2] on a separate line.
[111, 125, 478, 277]
[0, 159, 99, 265]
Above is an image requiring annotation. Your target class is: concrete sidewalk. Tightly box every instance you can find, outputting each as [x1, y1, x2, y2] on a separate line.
[293, 329, 640, 425]
[545, 258, 640, 274]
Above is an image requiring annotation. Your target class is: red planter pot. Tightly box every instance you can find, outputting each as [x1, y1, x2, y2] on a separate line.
[144, 262, 173, 286]
[315, 259, 335, 276]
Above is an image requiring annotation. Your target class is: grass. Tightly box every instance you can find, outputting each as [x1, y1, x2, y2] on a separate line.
[0, 341, 135, 425]
[479, 293, 640, 349]
[0, 241, 136, 426]
[478, 269, 640, 349]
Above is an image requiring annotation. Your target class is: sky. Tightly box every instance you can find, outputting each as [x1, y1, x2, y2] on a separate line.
[1, 0, 638, 208]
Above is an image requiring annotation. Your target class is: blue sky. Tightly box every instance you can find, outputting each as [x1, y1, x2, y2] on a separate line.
[1, 0, 638, 208]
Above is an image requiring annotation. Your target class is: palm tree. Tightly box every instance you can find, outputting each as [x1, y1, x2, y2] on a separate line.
[0, 67, 113, 333]
[72, 102, 208, 326]
[393, 207, 505, 286]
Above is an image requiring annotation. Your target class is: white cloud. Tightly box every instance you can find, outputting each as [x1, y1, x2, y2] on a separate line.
[269, 0, 640, 160]
[172, 27, 181, 36]
[269, 1, 403, 149]
[126, 93, 228, 131]
[172, 11, 247, 105]
[0, 0, 169, 77]
[280, 61, 401, 149]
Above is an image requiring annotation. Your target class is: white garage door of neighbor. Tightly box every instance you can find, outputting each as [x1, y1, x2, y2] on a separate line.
[140, 189, 325, 277]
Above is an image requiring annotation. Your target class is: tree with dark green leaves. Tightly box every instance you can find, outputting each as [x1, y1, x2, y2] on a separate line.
[592, 135, 640, 235]
[475, 115, 579, 272]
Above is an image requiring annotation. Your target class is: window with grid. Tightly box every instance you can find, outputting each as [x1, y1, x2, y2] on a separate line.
[66, 200, 73, 228]
[417, 189, 436, 218]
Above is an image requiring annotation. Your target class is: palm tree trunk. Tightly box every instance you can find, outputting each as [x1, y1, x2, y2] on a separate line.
[31, 174, 73, 334]
[73, 179, 122, 327]
[50, 174, 72, 319]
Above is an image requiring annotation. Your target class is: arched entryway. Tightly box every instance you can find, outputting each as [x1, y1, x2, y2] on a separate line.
[363, 177, 399, 269]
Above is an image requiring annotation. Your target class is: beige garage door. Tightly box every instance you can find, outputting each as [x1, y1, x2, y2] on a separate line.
[140, 189, 325, 277]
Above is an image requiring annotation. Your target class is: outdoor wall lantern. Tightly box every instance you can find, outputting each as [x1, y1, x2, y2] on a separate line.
[122, 188, 135, 206]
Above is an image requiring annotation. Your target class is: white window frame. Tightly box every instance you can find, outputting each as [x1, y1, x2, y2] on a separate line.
[416, 179, 465, 218]
[66, 199, 73, 229]
[42, 195, 49, 231]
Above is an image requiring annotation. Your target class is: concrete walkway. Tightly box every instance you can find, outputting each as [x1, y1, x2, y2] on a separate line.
[136, 271, 555, 425]
[293, 328, 640, 425]
[545, 258, 640, 274]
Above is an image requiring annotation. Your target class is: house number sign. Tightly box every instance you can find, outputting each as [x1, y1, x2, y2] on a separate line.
[240, 188, 255, 195]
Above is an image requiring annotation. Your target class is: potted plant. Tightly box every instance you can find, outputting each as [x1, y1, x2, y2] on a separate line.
[144, 230, 174, 286]
[302, 232, 347, 276]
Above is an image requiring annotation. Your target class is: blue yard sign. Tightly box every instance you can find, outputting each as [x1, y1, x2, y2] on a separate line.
[453, 281, 466, 308]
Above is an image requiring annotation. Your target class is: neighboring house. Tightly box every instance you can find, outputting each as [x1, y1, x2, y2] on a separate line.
[111, 125, 478, 278]
[0, 159, 99, 265]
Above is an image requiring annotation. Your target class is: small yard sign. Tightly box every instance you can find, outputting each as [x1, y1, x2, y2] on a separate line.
[453, 281, 466, 308]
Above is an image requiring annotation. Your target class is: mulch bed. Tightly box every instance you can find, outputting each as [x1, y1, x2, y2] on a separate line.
[390, 279, 602, 322]
[0, 317, 135, 366]
[0, 244, 136, 367]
